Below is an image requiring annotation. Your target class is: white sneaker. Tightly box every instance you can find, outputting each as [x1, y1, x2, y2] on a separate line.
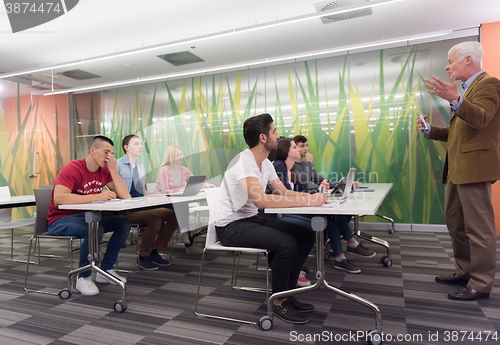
[179, 231, 191, 245]
[96, 269, 128, 285]
[76, 276, 100, 296]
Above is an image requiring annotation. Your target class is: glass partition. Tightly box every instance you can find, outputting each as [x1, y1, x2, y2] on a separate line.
[72, 36, 477, 226]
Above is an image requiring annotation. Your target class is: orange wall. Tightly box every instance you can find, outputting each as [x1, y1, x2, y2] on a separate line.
[482, 21, 500, 235]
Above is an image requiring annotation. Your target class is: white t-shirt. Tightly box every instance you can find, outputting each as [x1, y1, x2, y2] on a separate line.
[216, 149, 278, 227]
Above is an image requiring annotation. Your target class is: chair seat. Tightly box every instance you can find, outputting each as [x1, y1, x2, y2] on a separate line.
[206, 241, 267, 253]
[35, 232, 80, 239]
[189, 205, 209, 212]
[0, 218, 35, 229]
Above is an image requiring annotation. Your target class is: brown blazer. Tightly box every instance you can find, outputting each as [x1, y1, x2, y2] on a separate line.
[427, 72, 500, 184]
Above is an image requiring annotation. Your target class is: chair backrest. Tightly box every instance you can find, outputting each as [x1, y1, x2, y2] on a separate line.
[0, 186, 13, 222]
[33, 188, 53, 236]
[146, 182, 156, 193]
[204, 187, 221, 247]
[0, 186, 11, 199]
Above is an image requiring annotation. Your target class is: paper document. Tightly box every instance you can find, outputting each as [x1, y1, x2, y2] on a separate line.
[92, 199, 122, 204]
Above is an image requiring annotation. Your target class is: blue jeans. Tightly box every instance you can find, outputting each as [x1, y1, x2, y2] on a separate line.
[48, 212, 131, 278]
[279, 214, 353, 256]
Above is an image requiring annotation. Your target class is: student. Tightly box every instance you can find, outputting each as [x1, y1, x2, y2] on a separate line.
[215, 113, 326, 324]
[292, 135, 331, 192]
[155, 145, 214, 254]
[47, 135, 131, 296]
[116, 135, 179, 270]
[270, 138, 375, 274]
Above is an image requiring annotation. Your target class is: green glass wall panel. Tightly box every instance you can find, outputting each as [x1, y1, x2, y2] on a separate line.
[74, 36, 476, 225]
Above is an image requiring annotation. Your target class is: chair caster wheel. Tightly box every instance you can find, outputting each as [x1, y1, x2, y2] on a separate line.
[258, 316, 273, 331]
[388, 228, 395, 234]
[381, 256, 392, 267]
[114, 301, 127, 313]
[130, 239, 137, 246]
[366, 330, 383, 345]
[58, 288, 71, 299]
[324, 253, 330, 261]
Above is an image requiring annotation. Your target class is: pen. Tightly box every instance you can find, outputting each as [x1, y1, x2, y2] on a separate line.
[319, 185, 325, 193]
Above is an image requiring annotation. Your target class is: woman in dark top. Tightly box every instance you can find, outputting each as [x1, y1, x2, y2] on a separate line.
[270, 138, 375, 274]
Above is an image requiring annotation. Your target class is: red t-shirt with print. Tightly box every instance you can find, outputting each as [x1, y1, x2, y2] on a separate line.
[46, 159, 113, 224]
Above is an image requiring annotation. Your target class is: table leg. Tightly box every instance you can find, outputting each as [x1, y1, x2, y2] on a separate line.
[264, 216, 383, 334]
[353, 215, 393, 267]
[63, 211, 127, 312]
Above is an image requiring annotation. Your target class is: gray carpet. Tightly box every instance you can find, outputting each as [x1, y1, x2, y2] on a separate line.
[0, 227, 499, 345]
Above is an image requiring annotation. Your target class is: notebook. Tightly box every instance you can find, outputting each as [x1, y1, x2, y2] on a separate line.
[167, 175, 206, 197]
[328, 168, 356, 201]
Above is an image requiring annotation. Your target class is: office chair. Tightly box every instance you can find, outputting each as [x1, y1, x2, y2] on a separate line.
[194, 187, 270, 326]
[24, 188, 82, 294]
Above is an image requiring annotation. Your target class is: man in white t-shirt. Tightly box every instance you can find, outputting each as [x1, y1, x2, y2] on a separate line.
[215, 113, 327, 324]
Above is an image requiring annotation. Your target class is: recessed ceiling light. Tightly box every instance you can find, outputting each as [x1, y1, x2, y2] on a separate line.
[1, 0, 406, 80]
[120, 63, 134, 67]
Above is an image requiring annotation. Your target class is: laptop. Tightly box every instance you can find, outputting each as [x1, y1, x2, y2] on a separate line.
[328, 168, 356, 202]
[167, 175, 206, 197]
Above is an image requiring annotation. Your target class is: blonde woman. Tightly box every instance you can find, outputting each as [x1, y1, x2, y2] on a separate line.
[155, 145, 214, 253]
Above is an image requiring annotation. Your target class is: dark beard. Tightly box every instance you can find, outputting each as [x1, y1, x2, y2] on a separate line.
[264, 138, 277, 152]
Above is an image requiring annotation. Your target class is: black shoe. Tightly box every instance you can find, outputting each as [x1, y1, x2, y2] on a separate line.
[435, 274, 468, 285]
[287, 296, 314, 313]
[150, 250, 171, 266]
[333, 259, 361, 274]
[448, 285, 490, 301]
[138, 256, 159, 271]
[347, 242, 376, 258]
[272, 300, 308, 324]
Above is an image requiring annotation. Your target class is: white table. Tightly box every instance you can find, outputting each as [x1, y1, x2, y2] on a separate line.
[264, 183, 392, 336]
[58, 193, 206, 312]
[0, 195, 36, 209]
[0, 195, 36, 260]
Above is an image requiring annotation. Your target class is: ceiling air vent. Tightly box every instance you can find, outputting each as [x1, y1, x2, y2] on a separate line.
[157, 51, 204, 66]
[314, 0, 372, 24]
[58, 69, 101, 80]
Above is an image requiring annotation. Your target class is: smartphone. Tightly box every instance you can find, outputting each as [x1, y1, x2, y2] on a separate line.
[418, 115, 428, 130]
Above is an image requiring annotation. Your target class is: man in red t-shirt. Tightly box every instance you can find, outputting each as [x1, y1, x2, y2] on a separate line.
[47, 136, 131, 296]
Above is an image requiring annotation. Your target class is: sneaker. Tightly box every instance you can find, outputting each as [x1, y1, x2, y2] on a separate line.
[185, 244, 204, 254]
[96, 269, 128, 285]
[139, 256, 159, 270]
[179, 231, 191, 245]
[150, 251, 171, 266]
[347, 242, 376, 258]
[297, 271, 311, 287]
[76, 276, 99, 296]
[272, 300, 308, 324]
[333, 259, 361, 274]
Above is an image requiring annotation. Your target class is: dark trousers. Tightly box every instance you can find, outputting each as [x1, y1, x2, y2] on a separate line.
[217, 215, 314, 293]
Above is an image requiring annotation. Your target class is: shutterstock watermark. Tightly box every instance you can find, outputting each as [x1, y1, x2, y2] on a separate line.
[4, 0, 79, 33]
